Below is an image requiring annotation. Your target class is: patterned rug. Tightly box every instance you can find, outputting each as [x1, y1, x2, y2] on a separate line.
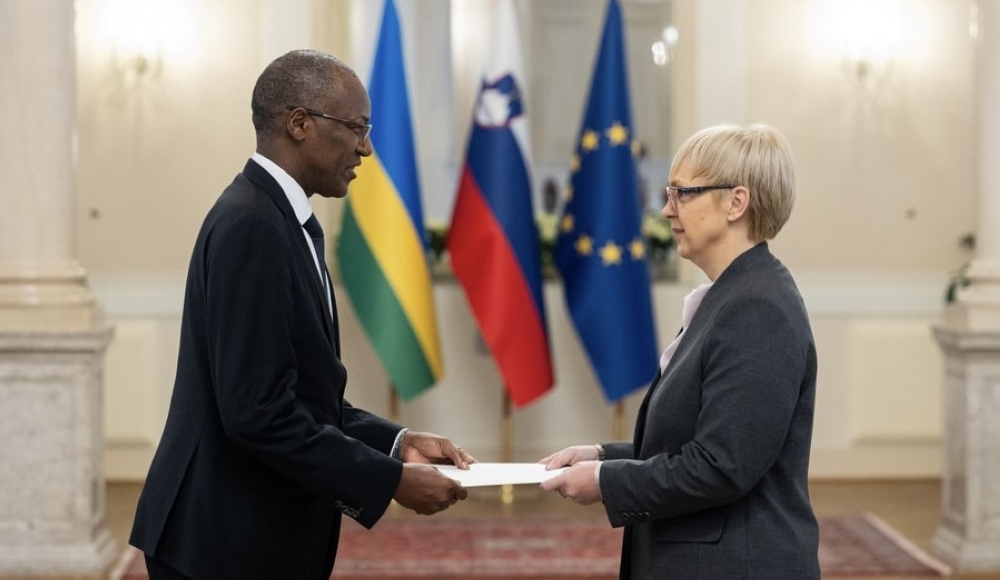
[111, 512, 949, 579]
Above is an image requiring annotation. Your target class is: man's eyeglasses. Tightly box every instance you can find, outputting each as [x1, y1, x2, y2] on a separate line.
[664, 185, 735, 207]
[287, 106, 372, 145]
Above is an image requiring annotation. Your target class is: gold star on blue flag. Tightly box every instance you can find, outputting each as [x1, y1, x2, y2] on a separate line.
[554, 0, 658, 402]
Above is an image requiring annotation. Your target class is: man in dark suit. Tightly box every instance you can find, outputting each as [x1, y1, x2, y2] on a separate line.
[129, 49, 471, 580]
[541, 124, 819, 579]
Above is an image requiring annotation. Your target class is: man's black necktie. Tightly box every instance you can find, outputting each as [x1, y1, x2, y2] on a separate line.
[303, 214, 332, 314]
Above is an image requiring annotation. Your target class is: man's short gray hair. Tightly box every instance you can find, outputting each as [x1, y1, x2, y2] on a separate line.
[251, 49, 357, 134]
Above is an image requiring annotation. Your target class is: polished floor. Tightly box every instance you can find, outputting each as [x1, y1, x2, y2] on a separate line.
[13, 479, 1000, 579]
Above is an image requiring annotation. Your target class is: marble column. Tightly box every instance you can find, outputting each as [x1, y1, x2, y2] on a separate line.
[932, 0, 1000, 571]
[0, 2, 97, 330]
[0, 0, 116, 575]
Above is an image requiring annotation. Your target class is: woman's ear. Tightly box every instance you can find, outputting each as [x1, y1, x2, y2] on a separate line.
[727, 186, 751, 222]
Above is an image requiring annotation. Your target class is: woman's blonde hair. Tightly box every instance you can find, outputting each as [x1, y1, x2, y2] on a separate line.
[670, 123, 796, 241]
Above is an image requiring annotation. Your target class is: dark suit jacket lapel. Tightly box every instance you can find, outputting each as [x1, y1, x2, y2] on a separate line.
[634, 243, 772, 453]
[632, 368, 662, 451]
[329, 285, 341, 356]
[633, 316, 691, 450]
[241, 159, 339, 352]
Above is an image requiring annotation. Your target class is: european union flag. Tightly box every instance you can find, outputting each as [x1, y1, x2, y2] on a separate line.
[554, 0, 658, 402]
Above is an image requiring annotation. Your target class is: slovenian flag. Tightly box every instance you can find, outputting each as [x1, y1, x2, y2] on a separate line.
[335, 0, 443, 400]
[554, 0, 658, 402]
[448, 0, 554, 407]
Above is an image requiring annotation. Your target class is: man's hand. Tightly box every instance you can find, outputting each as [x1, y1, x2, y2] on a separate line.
[394, 463, 468, 515]
[399, 431, 475, 469]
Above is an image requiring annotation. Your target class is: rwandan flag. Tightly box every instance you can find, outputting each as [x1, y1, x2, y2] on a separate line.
[448, 0, 554, 407]
[554, 0, 658, 402]
[335, 0, 442, 400]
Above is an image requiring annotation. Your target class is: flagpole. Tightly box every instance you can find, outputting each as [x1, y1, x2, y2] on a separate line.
[612, 401, 625, 440]
[500, 390, 514, 504]
[389, 383, 400, 424]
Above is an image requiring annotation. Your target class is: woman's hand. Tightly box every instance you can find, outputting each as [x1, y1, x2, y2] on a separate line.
[539, 461, 602, 505]
[538, 445, 600, 470]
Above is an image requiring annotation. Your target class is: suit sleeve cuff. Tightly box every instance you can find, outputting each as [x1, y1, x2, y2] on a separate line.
[389, 428, 408, 460]
[594, 462, 604, 502]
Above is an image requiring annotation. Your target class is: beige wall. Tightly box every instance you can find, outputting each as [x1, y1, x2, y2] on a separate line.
[73, 0, 975, 480]
[74, 0, 355, 273]
[747, 0, 976, 272]
[671, 0, 977, 273]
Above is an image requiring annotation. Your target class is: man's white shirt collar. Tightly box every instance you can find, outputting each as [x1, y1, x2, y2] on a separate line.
[252, 152, 312, 225]
[250, 153, 329, 312]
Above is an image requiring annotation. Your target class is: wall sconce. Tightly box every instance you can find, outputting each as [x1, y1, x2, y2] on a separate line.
[813, 0, 906, 93]
[94, 0, 196, 83]
[104, 0, 166, 82]
[110, 40, 163, 82]
[840, 14, 900, 92]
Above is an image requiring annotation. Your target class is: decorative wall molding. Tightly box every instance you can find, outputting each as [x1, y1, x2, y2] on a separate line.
[90, 269, 949, 318]
[95, 269, 948, 481]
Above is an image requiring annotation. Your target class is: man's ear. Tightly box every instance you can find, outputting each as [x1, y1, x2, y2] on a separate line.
[728, 186, 751, 221]
[285, 108, 309, 142]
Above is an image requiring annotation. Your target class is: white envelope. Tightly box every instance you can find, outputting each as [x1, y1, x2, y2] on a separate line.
[434, 462, 566, 487]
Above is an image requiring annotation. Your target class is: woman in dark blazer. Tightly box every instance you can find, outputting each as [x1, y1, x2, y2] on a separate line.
[541, 123, 819, 579]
